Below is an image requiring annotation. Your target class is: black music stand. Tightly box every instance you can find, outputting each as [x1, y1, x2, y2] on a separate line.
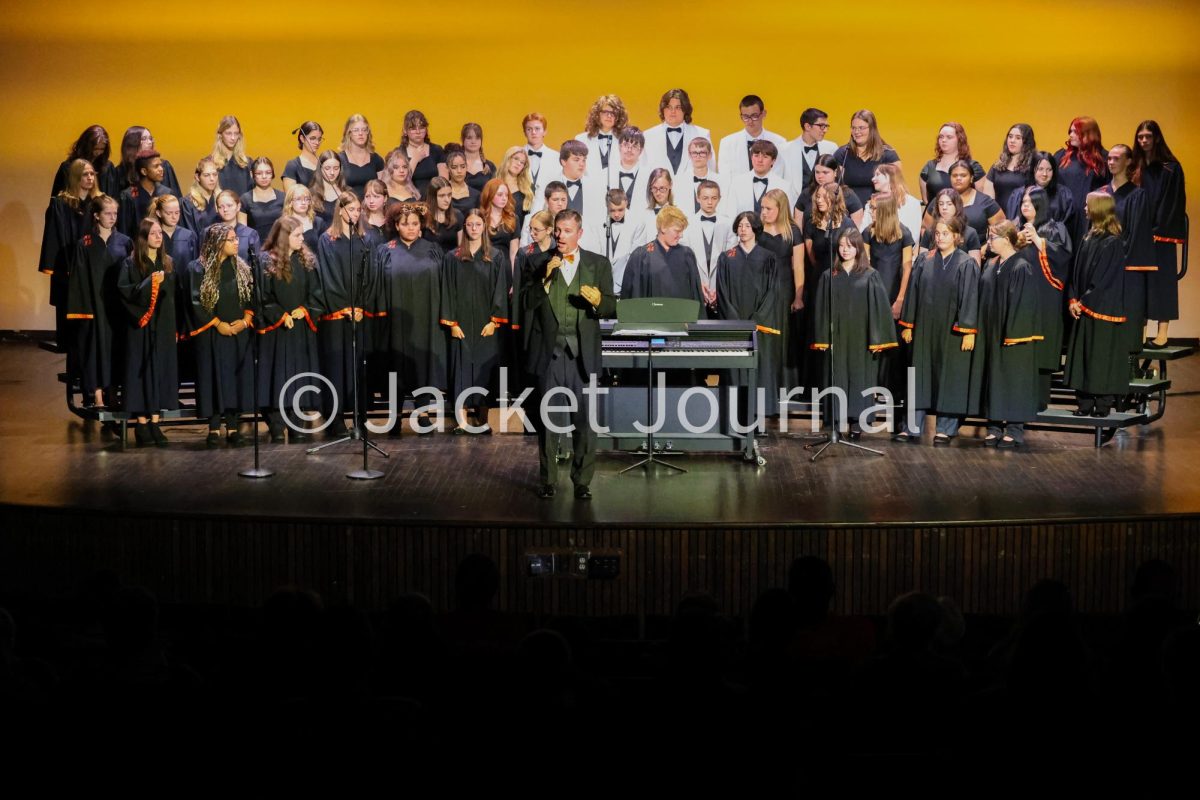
[611, 297, 699, 474]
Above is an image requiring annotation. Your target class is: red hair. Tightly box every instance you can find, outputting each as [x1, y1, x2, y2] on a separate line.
[479, 178, 516, 234]
[1059, 116, 1105, 177]
[932, 122, 972, 162]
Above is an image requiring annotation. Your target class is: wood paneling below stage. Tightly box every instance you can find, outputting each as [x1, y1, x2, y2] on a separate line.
[2, 506, 1196, 618]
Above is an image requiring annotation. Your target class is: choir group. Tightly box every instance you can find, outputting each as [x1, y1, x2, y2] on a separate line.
[37, 90, 1187, 453]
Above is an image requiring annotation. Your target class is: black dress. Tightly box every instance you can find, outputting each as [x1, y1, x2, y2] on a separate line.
[375, 238, 449, 396]
[809, 266, 898, 419]
[68, 231, 132, 395]
[339, 152, 385, 198]
[899, 249, 980, 416]
[117, 254, 179, 415]
[863, 227, 915, 304]
[757, 225, 804, 392]
[1064, 234, 1131, 397]
[451, 188, 481, 218]
[487, 220, 518, 261]
[960, 191, 1003, 243]
[39, 196, 87, 344]
[716, 243, 781, 415]
[919, 225, 981, 257]
[1017, 222, 1072, 386]
[283, 157, 317, 188]
[833, 145, 900, 205]
[1138, 160, 1187, 321]
[920, 159, 985, 199]
[795, 184, 864, 219]
[257, 251, 320, 413]
[217, 159, 253, 197]
[180, 195, 219, 236]
[621, 240, 704, 302]
[186, 256, 254, 419]
[968, 255, 1040, 424]
[465, 161, 496, 193]
[410, 143, 446, 197]
[985, 165, 1029, 214]
[441, 244, 510, 408]
[203, 221, 261, 265]
[423, 219, 461, 252]
[239, 189, 286, 241]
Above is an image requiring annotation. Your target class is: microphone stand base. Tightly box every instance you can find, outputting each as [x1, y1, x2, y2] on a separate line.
[238, 467, 275, 479]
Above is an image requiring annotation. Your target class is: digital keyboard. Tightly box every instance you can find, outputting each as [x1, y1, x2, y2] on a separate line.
[600, 319, 758, 369]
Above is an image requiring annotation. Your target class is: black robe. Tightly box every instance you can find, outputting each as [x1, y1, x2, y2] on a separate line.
[117, 182, 171, 239]
[256, 251, 320, 412]
[180, 195, 219, 236]
[1004, 184, 1078, 243]
[1138, 160, 1187, 321]
[621, 240, 704, 303]
[376, 237, 449, 394]
[1064, 234, 1131, 396]
[202, 221, 261, 266]
[186, 257, 255, 418]
[441, 244, 510, 406]
[864, 225, 914, 399]
[117, 254, 179, 415]
[969, 255, 1040, 423]
[809, 267, 898, 417]
[312, 231, 383, 417]
[39, 196, 87, 334]
[716, 244, 781, 414]
[1053, 148, 1109, 247]
[1018, 221, 1072, 376]
[1100, 181, 1155, 352]
[899, 249, 979, 415]
[52, 159, 118, 198]
[116, 159, 182, 198]
[67, 231, 132, 394]
[758, 226, 804, 392]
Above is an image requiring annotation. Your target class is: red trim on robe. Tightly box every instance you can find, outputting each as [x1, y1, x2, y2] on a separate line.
[1038, 250, 1063, 291]
[1154, 235, 1186, 244]
[439, 318, 457, 327]
[952, 325, 977, 334]
[491, 316, 510, 326]
[1077, 302, 1126, 324]
[897, 320, 914, 329]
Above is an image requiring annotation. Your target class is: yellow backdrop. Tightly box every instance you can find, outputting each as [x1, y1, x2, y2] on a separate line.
[3, 0, 1199, 334]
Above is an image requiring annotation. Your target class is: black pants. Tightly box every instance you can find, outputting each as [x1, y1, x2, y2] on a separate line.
[535, 346, 597, 487]
[1077, 393, 1115, 417]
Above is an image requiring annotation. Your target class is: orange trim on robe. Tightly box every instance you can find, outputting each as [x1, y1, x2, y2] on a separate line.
[1125, 265, 1158, 272]
[809, 342, 830, 350]
[190, 317, 220, 338]
[1153, 235, 1186, 244]
[138, 278, 161, 328]
[1038, 250, 1064, 291]
[490, 316, 510, 326]
[66, 313, 94, 320]
[255, 314, 290, 334]
[1003, 336, 1044, 345]
[755, 324, 781, 335]
[898, 320, 914, 329]
[869, 342, 899, 352]
[952, 325, 977, 334]
[39, 267, 54, 275]
[319, 307, 367, 321]
[439, 318, 457, 327]
[1076, 302, 1126, 324]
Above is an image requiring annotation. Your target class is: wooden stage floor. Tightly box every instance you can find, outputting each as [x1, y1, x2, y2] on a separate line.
[3, 340, 1199, 529]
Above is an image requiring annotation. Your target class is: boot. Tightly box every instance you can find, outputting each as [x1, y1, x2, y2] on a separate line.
[148, 421, 168, 447]
[134, 423, 153, 447]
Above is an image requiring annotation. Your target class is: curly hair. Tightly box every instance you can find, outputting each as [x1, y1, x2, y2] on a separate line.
[198, 224, 253, 312]
[584, 94, 628, 137]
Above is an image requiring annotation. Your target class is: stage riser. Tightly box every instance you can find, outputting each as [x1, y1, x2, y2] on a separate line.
[2, 508, 1196, 618]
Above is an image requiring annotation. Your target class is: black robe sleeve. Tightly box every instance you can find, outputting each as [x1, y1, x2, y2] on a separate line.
[953, 253, 980, 334]
[1000, 258, 1041, 345]
[490, 248, 512, 326]
[898, 252, 926, 331]
[866, 270, 899, 352]
[1154, 162, 1188, 243]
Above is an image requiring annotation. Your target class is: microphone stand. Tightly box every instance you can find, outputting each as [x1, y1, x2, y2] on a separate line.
[240, 246, 273, 478]
[805, 145, 885, 462]
[306, 227, 388, 478]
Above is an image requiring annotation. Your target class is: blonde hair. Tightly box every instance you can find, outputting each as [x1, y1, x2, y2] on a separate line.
[760, 189, 792, 245]
[869, 195, 903, 244]
[340, 113, 376, 153]
[1085, 191, 1122, 239]
[283, 184, 315, 224]
[655, 205, 689, 232]
[498, 146, 534, 212]
[58, 158, 101, 208]
[188, 156, 220, 211]
[874, 163, 910, 205]
[211, 115, 249, 169]
[811, 184, 847, 230]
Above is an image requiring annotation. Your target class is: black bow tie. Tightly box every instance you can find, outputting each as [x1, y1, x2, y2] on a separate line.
[667, 127, 682, 134]
[693, 176, 705, 182]
[753, 176, 768, 184]
[566, 180, 581, 189]
[619, 172, 634, 180]
[610, 219, 623, 225]
[804, 144, 819, 154]
[598, 134, 612, 140]
[700, 215, 717, 223]
[527, 149, 542, 157]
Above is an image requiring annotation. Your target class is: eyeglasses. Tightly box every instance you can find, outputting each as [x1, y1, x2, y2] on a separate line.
[599, 109, 616, 116]
[688, 150, 709, 157]
[349, 127, 369, 135]
[305, 135, 325, 143]
[740, 113, 762, 122]
[851, 126, 870, 133]
[813, 123, 830, 129]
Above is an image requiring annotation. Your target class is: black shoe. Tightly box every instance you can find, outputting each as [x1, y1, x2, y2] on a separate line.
[574, 484, 592, 500]
[891, 431, 909, 442]
[983, 435, 999, 447]
[537, 484, 556, 499]
[228, 431, 245, 446]
[206, 431, 221, 448]
[997, 437, 1021, 450]
[134, 424, 153, 447]
[556, 450, 573, 463]
[1072, 408, 1090, 417]
[148, 422, 168, 447]
[933, 434, 951, 447]
[847, 429, 862, 442]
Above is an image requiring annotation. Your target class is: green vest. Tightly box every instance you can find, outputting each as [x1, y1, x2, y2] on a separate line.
[549, 262, 582, 356]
